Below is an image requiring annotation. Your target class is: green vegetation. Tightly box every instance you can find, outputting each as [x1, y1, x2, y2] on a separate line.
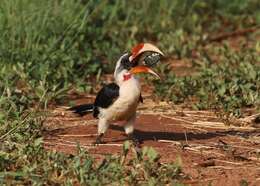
[0, 141, 183, 185]
[0, 0, 259, 184]
[155, 43, 260, 117]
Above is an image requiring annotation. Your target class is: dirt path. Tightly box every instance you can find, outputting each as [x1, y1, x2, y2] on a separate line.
[43, 99, 260, 186]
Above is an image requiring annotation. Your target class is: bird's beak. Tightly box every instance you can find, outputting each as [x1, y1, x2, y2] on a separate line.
[129, 43, 164, 62]
[129, 66, 160, 79]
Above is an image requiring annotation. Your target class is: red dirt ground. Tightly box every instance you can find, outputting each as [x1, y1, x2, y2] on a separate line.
[43, 32, 260, 185]
[44, 98, 260, 186]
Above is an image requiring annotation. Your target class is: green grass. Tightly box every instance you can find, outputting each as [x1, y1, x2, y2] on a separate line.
[154, 42, 260, 117]
[0, 141, 183, 185]
[0, 0, 259, 184]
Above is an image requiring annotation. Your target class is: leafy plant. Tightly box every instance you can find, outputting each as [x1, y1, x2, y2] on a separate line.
[154, 43, 260, 117]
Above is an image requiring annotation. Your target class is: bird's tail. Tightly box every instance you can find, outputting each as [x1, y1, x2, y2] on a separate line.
[68, 104, 94, 116]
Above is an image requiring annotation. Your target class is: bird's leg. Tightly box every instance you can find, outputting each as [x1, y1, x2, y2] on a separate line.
[125, 114, 140, 147]
[125, 114, 142, 159]
[95, 133, 104, 144]
[127, 132, 140, 147]
[94, 118, 109, 145]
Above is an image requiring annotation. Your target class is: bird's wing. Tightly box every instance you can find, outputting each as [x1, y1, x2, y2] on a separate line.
[93, 83, 119, 118]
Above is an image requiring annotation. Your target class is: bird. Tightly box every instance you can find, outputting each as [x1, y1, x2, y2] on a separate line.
[69, 43, 163, 145]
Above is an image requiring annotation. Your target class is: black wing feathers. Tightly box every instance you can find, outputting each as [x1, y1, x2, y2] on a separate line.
[69, 83, 144, 118]
[93, 83, 119, 118]
[69, 83, 119, 118]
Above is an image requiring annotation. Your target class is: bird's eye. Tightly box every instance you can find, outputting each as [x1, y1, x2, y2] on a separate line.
[121, 55, 132, 70]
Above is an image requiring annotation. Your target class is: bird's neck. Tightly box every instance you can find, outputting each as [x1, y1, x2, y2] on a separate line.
[123, 72, 132, 81]
[115, 70, 137, 85]
[119, 74, 141, 100]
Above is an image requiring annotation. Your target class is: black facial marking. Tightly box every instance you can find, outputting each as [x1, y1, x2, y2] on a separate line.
[121, 53, 132, 70]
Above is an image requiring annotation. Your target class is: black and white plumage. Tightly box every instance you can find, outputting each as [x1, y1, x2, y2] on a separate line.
[93, 83, 119, 118]
[69, 83, 119, 117]
[70, 82, 143, 118]
[69, 43, 163, 145]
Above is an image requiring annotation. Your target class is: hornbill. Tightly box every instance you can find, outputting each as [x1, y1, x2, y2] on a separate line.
[69, 43, 163, 145]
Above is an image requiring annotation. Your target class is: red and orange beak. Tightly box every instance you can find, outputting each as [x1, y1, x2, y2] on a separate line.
[129, 65, 160, 79]
[129, 43, 164, 62]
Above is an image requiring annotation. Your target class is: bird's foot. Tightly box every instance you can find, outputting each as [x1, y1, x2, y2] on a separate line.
[128, 133, 140, 147]
[128, 133, 142, 159]
[93, 133, 104, 145]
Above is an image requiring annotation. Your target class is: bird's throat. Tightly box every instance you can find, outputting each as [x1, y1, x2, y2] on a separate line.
[123, 73, 132, 81]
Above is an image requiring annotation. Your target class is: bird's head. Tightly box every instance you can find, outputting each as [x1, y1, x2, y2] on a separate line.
[114, 43, 163, 84]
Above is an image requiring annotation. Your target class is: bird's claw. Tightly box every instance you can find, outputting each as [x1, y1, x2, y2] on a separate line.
[133, 138, 140, 147]
[128, 133, 141, 148]
[93, 133, 104, 145]
[128, 133, 142, 159]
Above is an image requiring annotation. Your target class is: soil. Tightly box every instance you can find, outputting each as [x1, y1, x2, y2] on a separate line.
[44, 35, 260, 185]
[44, 97, 260, 186]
